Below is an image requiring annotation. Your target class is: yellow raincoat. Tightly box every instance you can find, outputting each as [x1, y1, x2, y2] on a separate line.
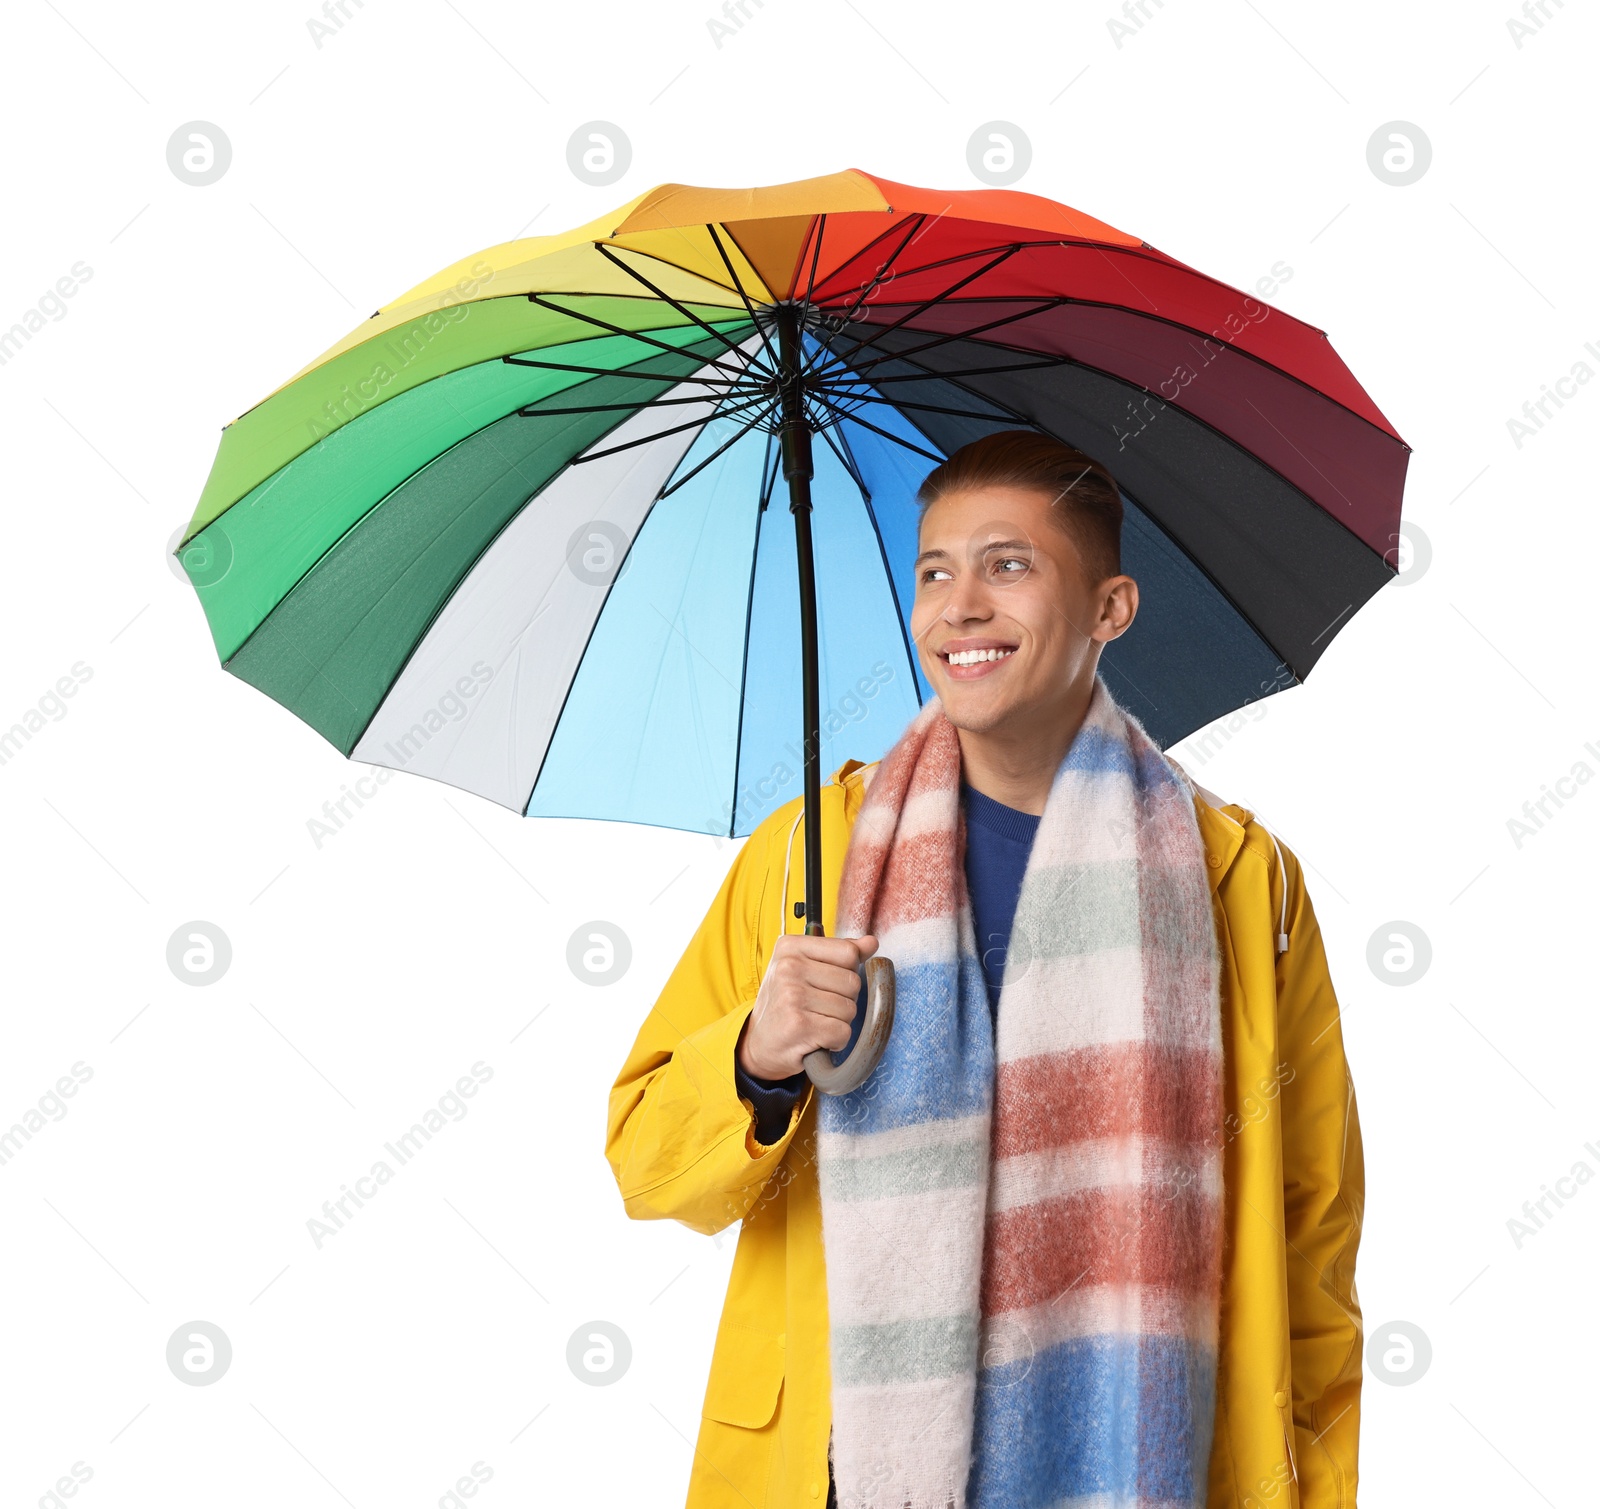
[606, 755, 1364, 1509]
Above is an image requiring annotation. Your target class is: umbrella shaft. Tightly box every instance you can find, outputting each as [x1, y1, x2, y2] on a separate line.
[775, 306, 825, 939]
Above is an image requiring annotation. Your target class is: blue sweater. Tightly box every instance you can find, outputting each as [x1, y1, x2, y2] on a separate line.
[735, 781, 1042, 1144]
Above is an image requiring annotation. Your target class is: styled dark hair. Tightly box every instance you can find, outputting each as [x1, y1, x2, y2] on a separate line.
[915, 429, 1124, 585]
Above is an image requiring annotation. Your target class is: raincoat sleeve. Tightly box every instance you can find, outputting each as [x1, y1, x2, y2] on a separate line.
[734, 1058, 809, 1146]
[605, 819, 814, 1236]
[1272, 833, 1366, 1507]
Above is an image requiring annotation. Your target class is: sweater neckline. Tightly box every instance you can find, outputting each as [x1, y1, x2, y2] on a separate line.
[961, 780, 1042, 843]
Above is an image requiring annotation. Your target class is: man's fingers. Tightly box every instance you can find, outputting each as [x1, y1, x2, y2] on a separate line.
[785, 933, 877, 968]
[782, 979, 860, 1025]
[796, 957, 867, 1007]
[808, 1013, 855, 1054]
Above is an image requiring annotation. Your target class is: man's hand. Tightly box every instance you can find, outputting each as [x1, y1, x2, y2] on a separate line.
[737, 933, 880, 1081]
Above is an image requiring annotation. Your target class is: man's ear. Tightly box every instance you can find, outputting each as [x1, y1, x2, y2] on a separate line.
[1096, 574, 1139, 642]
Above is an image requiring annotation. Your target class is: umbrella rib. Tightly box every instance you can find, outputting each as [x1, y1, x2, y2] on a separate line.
[524, 292, 755, 381]
[816, 390, 1019, 425]
[798, 218, 928, 382]
[517, 388, 767, 417]
[565, 393, 774, 464]
[705, 223, 781, 375]
[656, 402, 778, 500]
[833, 322, 1394, 545]
[808, 244, 1023, 380]
[825, 340, 1348, 675]
[500, 353, 751, 389]
[812, 233, 1113, 321]
[801, 212, 928, 312]
[830, 298, 1072, 376]
[822, 418, 927, 712]
[808, 236, 1088, 307]
[811, 398, 945, 465]
[798, 212, 828, 310]
[822, 346, 1042, 431]
[813, 415, 871, 499]
[826, 357, 1075, 384]
[758, 425, 780, 511]
[801, 215, 928, 356]
[727, 432, 773, 841]
[595, 243, 776, 377]
[830, 287, 1409, 444]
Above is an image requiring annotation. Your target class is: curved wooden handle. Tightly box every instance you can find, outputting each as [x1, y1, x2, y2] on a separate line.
[803, 955, 896, 1096]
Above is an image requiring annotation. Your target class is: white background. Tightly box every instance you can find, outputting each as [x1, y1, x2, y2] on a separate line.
[1, 1, 1595, 1505]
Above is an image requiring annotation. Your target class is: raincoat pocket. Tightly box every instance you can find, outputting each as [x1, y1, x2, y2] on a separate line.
[702, 1325, 786, 1427]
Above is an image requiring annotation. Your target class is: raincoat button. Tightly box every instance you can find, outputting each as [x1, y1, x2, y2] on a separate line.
[1207, 854, 1221, 868]
[1273, 1389, 1289, 1408]
[810, 1482, 820, 1498]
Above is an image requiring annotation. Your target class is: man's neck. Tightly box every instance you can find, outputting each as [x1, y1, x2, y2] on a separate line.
[955, 676, 1095, 817]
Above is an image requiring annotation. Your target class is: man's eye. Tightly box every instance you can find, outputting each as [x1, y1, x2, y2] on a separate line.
[996, 557, 1028, 574]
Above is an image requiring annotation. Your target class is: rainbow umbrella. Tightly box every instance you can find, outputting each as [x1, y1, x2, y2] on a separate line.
[175, 168, 1408, 1088]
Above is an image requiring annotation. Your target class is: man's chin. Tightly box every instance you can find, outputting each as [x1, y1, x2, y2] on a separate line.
[935, 685, 1017, 735]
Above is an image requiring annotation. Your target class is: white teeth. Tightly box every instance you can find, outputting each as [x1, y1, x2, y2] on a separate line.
[948, 648, 1015, 667]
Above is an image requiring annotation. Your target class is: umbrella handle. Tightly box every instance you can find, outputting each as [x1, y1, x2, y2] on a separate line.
[803, 956, 896, 1096]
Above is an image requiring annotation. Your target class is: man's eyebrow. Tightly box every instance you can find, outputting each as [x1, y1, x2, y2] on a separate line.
[913, 538, 1035, 567]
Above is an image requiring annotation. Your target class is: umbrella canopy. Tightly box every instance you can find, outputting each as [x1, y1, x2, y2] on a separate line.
[176, 167, 1408, 844]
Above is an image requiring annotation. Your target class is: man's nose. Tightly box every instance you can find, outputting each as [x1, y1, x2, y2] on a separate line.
[944, 570, 990, 623]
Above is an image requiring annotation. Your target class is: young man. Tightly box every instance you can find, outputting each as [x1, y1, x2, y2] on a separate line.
[606, 431, 1364, 1509]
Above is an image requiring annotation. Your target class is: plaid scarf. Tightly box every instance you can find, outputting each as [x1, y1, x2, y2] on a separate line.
[817, 676, 1224, 1509]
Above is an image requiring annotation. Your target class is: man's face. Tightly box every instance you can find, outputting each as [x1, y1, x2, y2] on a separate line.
[909, 483, 1137, 736]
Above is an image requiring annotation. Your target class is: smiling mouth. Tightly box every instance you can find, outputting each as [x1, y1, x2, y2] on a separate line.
[942, 647, 1016, 667]
[939, 644, 1018, 679]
